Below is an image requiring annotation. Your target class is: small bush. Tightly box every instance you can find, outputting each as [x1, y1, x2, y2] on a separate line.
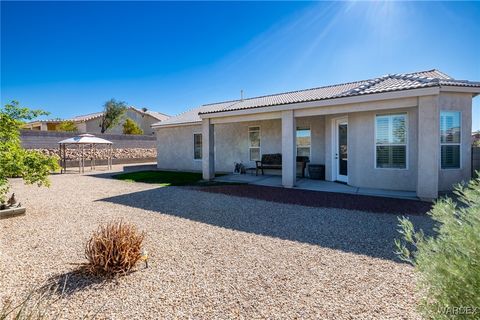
[122, 118, 143, 135]
[84, 221, 145, 276]
[56, 121, 77, 132]
[395, 175, 480, 319]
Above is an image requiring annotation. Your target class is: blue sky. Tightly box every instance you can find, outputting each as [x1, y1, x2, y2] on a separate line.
[1, 1, 479, 129]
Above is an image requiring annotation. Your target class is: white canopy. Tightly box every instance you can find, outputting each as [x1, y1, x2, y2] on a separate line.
[58, 134, 112, 145]
[58, 134, 113, 173]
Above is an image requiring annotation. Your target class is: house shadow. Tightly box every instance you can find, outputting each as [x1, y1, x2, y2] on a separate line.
[98, 186, 435, 262]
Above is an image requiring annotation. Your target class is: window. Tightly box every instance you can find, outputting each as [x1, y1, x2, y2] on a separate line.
[193, 133, 202, 160]
[375, 114, 407, 169]
[440, 111, 461, 169]
[297, 127, 311, 157]
[248, 126, 261, 161]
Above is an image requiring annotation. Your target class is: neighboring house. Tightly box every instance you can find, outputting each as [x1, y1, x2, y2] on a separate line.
[153, 69, 480, 200]
[473, 131, 480, 146]
[24, 107, 170, 135]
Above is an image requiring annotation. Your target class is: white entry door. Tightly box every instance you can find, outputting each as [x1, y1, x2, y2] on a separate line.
[334, 117, 348, 183]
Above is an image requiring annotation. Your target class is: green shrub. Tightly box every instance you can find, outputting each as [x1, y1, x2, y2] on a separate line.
[56, 120, 77, 132]
[122, 118, 143, 135]
[395, 175, 480, 319]
[0, 101, 60, 204]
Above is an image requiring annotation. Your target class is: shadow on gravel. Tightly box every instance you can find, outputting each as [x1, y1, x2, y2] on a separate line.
[43, 270, 108, 296]
[98, 186, 435, 262]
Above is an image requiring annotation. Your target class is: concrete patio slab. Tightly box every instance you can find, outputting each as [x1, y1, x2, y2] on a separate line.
[296, 179, 358, 194]
[215, 174, 418, 200]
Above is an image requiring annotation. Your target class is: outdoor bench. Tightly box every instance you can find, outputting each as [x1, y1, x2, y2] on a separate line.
[255, 153, 309, 178]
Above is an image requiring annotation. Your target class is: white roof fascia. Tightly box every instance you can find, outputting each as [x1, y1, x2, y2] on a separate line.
[152, 121, 202, 129]
[439, 85, 480, 94]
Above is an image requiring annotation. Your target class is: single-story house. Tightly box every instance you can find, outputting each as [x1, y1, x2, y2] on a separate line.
[473, 131, 480, 145]
[24, 107, 170, 135]
[152, 69, 480, 200]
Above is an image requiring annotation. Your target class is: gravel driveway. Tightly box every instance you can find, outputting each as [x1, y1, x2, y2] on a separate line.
[1, 170, 433, 319]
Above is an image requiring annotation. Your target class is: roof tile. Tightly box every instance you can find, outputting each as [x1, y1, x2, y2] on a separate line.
[154, 69, 480, 127]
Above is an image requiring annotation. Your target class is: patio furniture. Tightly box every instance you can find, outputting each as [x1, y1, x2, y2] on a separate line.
[297, 156, 310, 178]
[308, 164, 325, 180]
[256, 154, 309, 177]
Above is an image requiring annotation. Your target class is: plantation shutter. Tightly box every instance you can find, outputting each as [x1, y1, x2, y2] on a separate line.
[375, 114, 407, 169]
[440, 111, 461, 169]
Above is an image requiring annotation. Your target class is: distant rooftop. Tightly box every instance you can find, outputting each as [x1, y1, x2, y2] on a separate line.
[28, 106, 170, 124]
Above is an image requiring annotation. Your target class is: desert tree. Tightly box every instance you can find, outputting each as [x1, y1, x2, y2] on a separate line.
[100, 98, 127, 133]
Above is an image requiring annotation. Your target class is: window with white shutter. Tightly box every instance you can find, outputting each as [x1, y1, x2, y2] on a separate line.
[440, 111, 461, 169]
[296, 127, 311, 157]
[375, 114, 407, 169]
[193, 133, 202, 160]
[248, 126, 261, 161]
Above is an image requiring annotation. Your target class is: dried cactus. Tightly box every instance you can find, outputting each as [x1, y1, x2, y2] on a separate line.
[84, 221, 145, 276]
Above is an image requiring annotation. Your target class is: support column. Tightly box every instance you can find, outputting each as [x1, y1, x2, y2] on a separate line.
[417, 96, 439, 200]
[202, 118, 215, 180]
[282, 110, 296, 188]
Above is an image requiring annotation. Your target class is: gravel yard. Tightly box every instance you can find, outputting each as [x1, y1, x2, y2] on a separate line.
[1, 169, 433, 319]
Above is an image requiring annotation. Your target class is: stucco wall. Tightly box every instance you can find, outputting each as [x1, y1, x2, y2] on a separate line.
[156, 116, 326, 173]
[85, 118, 103, 133]
[155, 120, 283, 173]
[297, 116, 325, 165]
[347, 107, 418, 191]
[156, 124, 203, 172]
[438, 92, 472, 191]
[214, 119, 281, 172]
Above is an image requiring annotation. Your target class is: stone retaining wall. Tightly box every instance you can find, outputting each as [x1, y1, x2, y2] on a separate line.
[35, 148, 157, 160]
[21, 130, 156, 149]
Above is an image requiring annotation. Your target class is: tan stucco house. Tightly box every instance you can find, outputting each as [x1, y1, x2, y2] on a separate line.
[153, 69, 480, 200]
[25, 107, 169, 135]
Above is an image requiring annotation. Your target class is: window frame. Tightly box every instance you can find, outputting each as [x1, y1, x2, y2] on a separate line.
[296, 126, 311, 158]
[440, 110, 462, 170]
[193, 132, 202, 161]
[374, 113, 408, 170]
[248, 126, 261, 161]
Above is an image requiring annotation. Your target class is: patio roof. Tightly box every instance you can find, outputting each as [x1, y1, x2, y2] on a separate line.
[153, 69, 480, 127]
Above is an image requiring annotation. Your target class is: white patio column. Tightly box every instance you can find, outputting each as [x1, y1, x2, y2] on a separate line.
[417, 95, 439, 200]
[202, 118, 215, 180]
[282, 110, 296, 188]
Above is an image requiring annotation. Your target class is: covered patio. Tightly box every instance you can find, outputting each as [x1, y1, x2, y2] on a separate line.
[214, 173, 418, 200]
[199, 98, 428, 198]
